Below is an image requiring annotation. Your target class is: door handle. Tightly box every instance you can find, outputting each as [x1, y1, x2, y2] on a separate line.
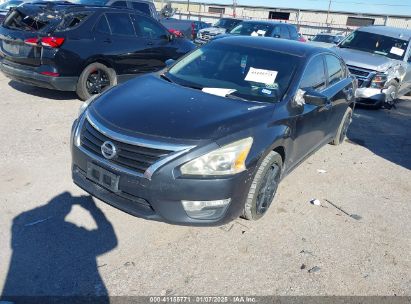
[147, 41, 154, 46]
[103, 38, 112, 43]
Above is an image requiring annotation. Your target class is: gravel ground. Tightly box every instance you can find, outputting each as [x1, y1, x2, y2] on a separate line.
[0, 73, 410, 297]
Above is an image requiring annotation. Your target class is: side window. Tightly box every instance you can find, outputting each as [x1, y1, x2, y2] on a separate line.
[325, 55, 344, 86]
[131, 2, 151, 16]
[271, 26, 281, 38]
[280, 25, 290, 39]
[288, 25, 298, 40]
[106, 13, 135, 36]
[111, 1, 127, 7]
[300, 55, 326, 91]
[96, 15, 110, 34]
[133, 15, 168, 39]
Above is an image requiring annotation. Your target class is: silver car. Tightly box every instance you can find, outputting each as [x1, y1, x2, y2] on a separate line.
[334, 26, 411, 107]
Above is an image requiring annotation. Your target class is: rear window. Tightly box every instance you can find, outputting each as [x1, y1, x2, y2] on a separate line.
[111, 1, 127, 8]
[131, 2, 151, 16]
[3, 6, 90, 32]
[3, 9, 48, 31]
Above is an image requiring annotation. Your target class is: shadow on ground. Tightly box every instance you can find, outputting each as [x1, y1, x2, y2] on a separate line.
[348, 99, 411, 170]
[8, 81, 78, 101]
[1, 192, 117, 301]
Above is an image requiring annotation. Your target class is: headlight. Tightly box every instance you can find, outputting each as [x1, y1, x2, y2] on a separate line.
[180, 137, 253, 176]
[370, 73, 388, 89]
[78, 94, 99, 117]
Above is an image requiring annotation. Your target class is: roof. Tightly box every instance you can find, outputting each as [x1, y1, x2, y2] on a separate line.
[358, 26, 411, 40]
[241, 20, 288, 26]
[212, 36, 330, 58]
[315, 32, 344, 37]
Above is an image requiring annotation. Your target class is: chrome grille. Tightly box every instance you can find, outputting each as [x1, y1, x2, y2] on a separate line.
[80, 119, 173, 174]
[347, 65, 374, 88]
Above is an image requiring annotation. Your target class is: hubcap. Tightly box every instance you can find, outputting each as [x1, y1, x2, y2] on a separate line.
[256, 164, 280, 215]
[86, 69, 110, 95]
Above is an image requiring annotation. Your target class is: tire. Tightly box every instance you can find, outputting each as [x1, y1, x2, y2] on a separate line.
[383, 80, 399, 109]
[242, 151, 282, 221]
[76, 62, 117, 101]
[331, 107, 352, 146]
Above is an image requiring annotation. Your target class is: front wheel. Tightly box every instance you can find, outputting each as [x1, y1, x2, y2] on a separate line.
[76, 62, 117, 101]
[383, 80, 399, 109]
[242, 151, 282, 221]
[330, 107, 352, 146]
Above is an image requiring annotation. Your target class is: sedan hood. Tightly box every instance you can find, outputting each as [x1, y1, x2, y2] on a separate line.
[89, 75, 271, 142]
[334, 47, 397, 72]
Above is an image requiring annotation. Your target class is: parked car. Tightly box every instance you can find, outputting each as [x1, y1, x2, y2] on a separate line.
[0, 2, 195, 100]
[311, 32, 345, 46]
[71, 37, 356, 226]
[335, 26, 411, 108]
[194, 17, 242, 45]
[70, 0, 159, 20]
[215, 20, 299, 41]
[160, 18, 208, 40]
[0, 0, 22, 23]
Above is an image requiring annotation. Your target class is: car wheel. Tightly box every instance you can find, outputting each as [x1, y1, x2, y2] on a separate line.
[242, 151, 282, 221]
[331, 107, 352, 146]
[76, 62, 117, 101]
[383, 80, 399, 109]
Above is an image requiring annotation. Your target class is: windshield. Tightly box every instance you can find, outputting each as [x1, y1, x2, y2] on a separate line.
[167, 42, 299, 103]
[230, 22, 272, 37]
[0, 1, 22, 10]
[340, 31, 408, 60]
[71, 0, 108, 6]
[313, 34, 337, 43]
[214, 18, 239, 30]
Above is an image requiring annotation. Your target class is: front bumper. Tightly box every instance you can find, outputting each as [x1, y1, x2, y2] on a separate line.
[0, 59, 77, 91]
[71, 123, 255, 226]
[355, 86, 394, 106]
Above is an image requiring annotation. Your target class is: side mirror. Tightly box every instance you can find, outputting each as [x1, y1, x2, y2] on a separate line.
[165, 59, 175, 67]
[304, 90, 328, 106]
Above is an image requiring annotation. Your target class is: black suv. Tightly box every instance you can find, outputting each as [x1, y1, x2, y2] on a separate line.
[71, 37, 356, 226]
[0, 2, 195, 99]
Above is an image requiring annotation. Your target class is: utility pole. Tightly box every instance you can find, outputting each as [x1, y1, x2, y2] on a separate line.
[233, 0, 237, 18]
[187, 0, 190, 12]
[325, 0, 332, 25]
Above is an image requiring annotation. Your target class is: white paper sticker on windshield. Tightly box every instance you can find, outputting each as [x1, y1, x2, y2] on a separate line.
[202, 88, 236, 97]
[257, 30, 266, 36]
[251, 31, 258, 36]
[390, 47, 405, 57]
[245, 67, 278, 85]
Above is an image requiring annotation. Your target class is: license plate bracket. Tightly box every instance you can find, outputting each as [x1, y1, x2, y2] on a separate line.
[87, 162, 120, 193]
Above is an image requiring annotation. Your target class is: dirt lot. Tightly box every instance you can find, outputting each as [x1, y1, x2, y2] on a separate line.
[0, 73, 410, 297]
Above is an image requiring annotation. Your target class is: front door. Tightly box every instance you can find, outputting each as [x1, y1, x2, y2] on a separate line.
[290, 54, 333, 164]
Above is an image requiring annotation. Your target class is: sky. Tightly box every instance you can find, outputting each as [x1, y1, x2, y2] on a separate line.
[193, 0, 411, 16]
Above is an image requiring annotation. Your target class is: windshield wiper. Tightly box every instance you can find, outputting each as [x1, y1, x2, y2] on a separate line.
[225, 93, 249, 101]
[160, 74, 173, 83]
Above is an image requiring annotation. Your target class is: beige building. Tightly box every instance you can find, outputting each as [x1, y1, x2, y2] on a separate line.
[155, 0, 411, 37]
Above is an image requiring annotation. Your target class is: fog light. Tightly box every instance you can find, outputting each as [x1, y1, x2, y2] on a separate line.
[181, 199, 231, 220]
